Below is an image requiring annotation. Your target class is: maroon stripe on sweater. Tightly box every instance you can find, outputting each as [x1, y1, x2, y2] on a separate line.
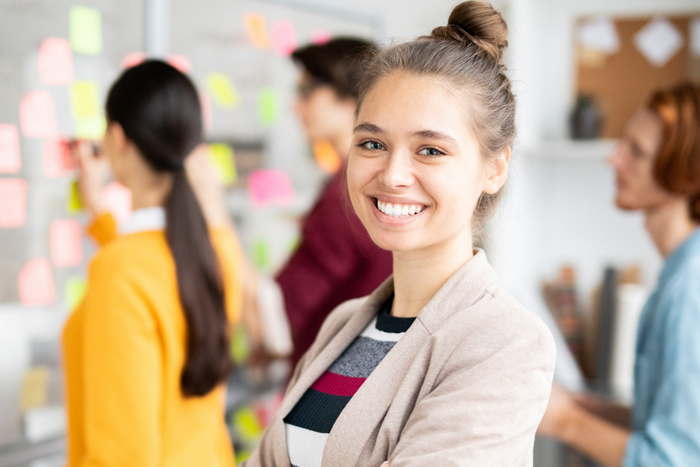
[310, 371, 366, 397]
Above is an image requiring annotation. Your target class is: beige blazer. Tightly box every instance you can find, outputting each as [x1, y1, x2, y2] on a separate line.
[243, 250, 555, 467]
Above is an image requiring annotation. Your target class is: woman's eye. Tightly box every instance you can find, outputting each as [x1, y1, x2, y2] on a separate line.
[361, 141, 385, 151]
[419, 147, 444, 157]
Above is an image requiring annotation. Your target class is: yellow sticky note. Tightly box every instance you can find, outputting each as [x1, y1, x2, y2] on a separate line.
[65, 277, 87, 310]
[231, 325, 250, 364]
[21, 366, 50, 410]
[67, 179, 84, 214]
[252, 239, 270, 270]
[70, 6, 103, 56]
[313, 140, 341, 174]
[233, 406, 264, 442]
[206, 73, 239, 108]
[208, 144, 237, 186]
[243, 13, 270, 49]
[74, 116, 106, 139]
[258, 88, 279, 127]
[71, 81, 100, 120]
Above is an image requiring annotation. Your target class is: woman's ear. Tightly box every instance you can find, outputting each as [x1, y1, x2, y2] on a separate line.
[483, 147, 511, 195]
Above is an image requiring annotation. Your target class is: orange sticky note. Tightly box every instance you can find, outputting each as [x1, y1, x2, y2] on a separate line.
[102, 181, 132, 224]
[43, 137, 75, 178]
[313, 140, 341, 174]
[271, 20, 297, 56]
[38, 38, 74, 86]
[19, 259, 56, 306]
[248, 169, 295, 207]
[20, 90, 58, 138]
[244, 13, 270, 49]
[0, 124, 21, 173]
[166, 54, 191, 73]
[310, 30, 331, 45]
[121, 51, 147, 69]
[50, 219, 83, 267]
[0, 179, 28, 227]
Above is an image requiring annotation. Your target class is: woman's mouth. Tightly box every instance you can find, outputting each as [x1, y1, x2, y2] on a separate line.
[371, 197, 426, 218]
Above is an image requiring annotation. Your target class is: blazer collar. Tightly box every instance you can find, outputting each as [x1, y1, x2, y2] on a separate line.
[275, 249, 498, 466]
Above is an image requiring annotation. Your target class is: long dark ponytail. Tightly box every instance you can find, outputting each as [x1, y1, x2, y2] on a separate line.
[106, 60, 231, 396]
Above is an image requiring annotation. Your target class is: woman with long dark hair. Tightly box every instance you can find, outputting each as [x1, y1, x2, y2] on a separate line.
[62, 61, 241, 467]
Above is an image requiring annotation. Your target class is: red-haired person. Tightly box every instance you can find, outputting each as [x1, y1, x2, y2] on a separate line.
[538, 83, 700, 466]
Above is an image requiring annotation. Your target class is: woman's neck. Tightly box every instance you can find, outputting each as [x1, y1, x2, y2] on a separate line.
[391, 232, 474, 318]
[124, 169, 173, 211]
[644, 198, 699, 258]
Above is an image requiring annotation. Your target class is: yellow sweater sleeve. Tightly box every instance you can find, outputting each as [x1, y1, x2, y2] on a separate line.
[80, 254, 162, 467]
[86, 212, 118, 247]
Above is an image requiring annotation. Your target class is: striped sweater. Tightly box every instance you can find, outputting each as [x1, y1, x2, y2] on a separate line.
[283, 296, 414, 467]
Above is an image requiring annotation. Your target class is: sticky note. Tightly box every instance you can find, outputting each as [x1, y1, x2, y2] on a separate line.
[166, 54, 191, 73]
[20, 366, 50, 410]
[634, 18, 683, 68]
[70, 6, 103, 56]
[233, 406, 264, 442]
[102, 181, 132, 224]
[0, 179, 28, 227]
[310, 30, 331, 45]
[313, 140, 341, 174]
[208, 144, 237, 186]
[206, 73, 239, 108]
[252, 239, 270, 270]
[74, 116, 106, 139]
[71, 81, 100, 120]
[576, 17, 620, 54]
[258, 88, 279, 127]
[243, 13, 270, 49]
[19, 259, 56, 307]
[43, 137, 75, 178]
[38, 38, 75, 85]
[50, 219, 83, 267]
[67, 179, 84, 214]
[0, 124, 21, 173]
[231, 325, 250, 364]
[200, 92, 213, 134]
[65, 277, 87, 309]
[121, 51, 147, 69]
[248, 169, 294, 207]
[271, 20, 297, 56]
[20, 90, 58, 138]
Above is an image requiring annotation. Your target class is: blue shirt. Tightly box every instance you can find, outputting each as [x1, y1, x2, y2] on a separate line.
[624, 228, 700, 466]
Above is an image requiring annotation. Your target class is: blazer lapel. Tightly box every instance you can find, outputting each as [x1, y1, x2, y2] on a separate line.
[321, 249, 498, 466]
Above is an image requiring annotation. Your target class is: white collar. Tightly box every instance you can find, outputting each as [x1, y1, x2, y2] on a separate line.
[118, 207, 166, 235]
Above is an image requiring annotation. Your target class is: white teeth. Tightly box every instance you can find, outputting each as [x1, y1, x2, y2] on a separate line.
[376, 199, 425, 218]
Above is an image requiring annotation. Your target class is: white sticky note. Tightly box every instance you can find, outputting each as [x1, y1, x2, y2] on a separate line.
[577, 17, 620, 54]
[634, 18, 683, 67]
[691, 18, 700, 57]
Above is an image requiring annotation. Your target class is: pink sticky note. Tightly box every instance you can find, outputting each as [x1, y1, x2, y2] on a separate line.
[310, 30, 331, 45]
[38, 38, 75, 86]
[102, 181, 132, 224]
[121, 51, 147, 70]
[167, 54, 191, 73]
[19, 258, 56, 306]
[43, 137, 75, 178]
[0, 124, 21, 173]
[200, 92, 213, 134]
[271, 20, 298, 56]
[248, 169, 295, 207]
[20, 90, 58, 138]
[0, 179, 28, 227]
[50, 219, 83, 267]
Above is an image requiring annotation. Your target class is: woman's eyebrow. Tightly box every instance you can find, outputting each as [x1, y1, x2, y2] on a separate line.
[353, 122, 383, 134]
[412, 130, 458, 145]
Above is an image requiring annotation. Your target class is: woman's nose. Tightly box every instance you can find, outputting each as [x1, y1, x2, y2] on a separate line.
[379, 150, 414, 189]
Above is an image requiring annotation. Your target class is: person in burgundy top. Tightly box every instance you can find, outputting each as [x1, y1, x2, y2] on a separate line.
[277, 38, 393, 368]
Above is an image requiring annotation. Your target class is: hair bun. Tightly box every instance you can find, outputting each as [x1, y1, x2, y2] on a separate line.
[431, 1, 508, 61]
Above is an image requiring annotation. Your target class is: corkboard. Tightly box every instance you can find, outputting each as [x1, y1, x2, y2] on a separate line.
[575, 15, 700, 139]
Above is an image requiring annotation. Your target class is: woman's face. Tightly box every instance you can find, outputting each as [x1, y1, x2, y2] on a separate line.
[607, 108, 674, 211]
[294, 72, 355, 144]
[347, 72, 505, 253]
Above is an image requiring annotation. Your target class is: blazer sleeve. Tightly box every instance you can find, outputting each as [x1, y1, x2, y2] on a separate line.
[389, 312, 556, 467]
[79, 254, 162, 467]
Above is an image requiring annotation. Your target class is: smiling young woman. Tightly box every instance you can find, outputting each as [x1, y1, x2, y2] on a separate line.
[242, 2, 555, 466]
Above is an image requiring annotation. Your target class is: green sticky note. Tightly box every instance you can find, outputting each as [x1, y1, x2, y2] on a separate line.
[235, 450, 252, 464]
[258, 88, 279, 127]
[67, 179, 84, 214]
[70, 6, 102, 56]
[71, 81, 100, 120]
[65, 277, 87, 310]
[231, 325, 249, 364]
[233, 406, 264, 442]
[74, 116, 106, 139]
[206, 73, 239, 108]
[208, 144, 237, 186]
[252, 239, 270, 271]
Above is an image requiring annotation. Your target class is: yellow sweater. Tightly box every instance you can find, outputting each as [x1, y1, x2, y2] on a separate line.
[62, 213, 242, 467]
